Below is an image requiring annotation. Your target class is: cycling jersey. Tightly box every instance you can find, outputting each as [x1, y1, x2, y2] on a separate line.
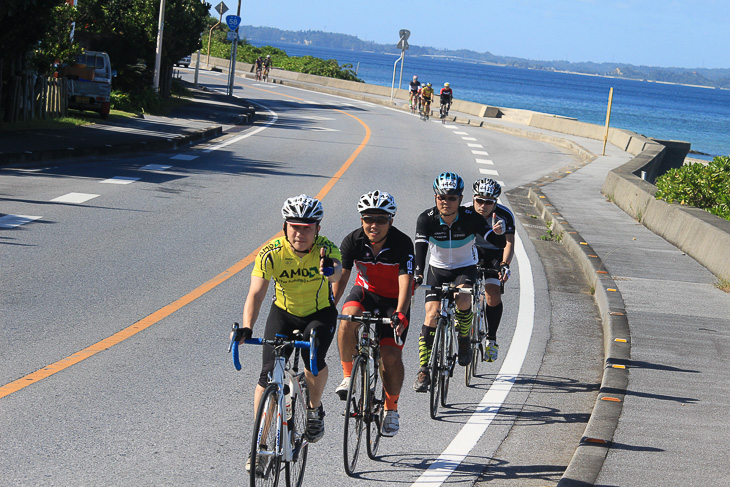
[263, 58, 272, 67]
[421, 87, 434, 101]
[439, 87, 453, 103]
[463, 202, 516, 251]
[410, 80, 421, 92]
[252, 235, 341, 317]
[414, 206, 493, 274]
[339, 226, 414, 299]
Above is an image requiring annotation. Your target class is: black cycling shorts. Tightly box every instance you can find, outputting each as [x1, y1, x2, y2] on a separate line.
[342, 285, 410, 349]
[425, 265, 477, 302]
[477, 248, 503, 285]
[258, 303, 337, 387]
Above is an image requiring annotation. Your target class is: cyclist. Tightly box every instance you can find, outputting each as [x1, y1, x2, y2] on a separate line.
[234, 194, 342, 464]
[467, 178, 515, 361]
[420, 82, 434, 117]
[263, 54, 272, 79]
[409, 75, 421, 108]
[439, 82, 453, 116]
[254, 56, 263, 80]
[412, 172, 505, 392]
[333, 191, 414, 437]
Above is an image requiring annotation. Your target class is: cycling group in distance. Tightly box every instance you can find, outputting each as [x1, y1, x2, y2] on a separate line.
[409, 75, 453, 121]
[231, 172, 514, 478]
[254, 54, 273, 82]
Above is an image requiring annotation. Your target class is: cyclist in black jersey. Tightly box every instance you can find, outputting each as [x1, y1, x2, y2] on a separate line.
[409, 75, 421, 108]
[333, 191, 414, 437]
[466, 178, 515, 362]
[412, 172, 506, 392]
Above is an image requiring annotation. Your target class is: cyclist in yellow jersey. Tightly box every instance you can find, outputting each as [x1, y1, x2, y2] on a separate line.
[235, 194, 342, 447]
[420, 82, 434, 117]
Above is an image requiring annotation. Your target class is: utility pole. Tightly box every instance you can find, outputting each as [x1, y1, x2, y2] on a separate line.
[227, 0, 242, 96]
[153, 0, 166, 92]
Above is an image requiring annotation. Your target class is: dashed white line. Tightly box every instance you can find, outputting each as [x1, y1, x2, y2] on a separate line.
[170, 154, 198, 161]
[101, 177, 140, 185]
[453, 131, 469, 135]
[140, 164, 172, 171]
[51, 193, 100, 204]
[472, 150, 489, 156]
[479, 168, 499, 175]
[475, 159, 494, 165]
[0, 215, 42, 228]
[461, 137, 477, 141]
[467, 143, 484, 148]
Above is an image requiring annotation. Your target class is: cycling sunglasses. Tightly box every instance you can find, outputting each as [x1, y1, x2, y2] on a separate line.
[436, 195, 460, 202]
[361, 215, 391, 225]
[474, 197, 497, 205]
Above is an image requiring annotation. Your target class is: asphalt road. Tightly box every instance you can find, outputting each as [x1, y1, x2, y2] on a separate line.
[1, 70, 602, 486]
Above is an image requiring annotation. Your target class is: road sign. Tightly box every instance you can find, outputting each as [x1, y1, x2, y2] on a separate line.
[397, 39, 409, 50]
[215, 2, 228, 16]
[226, 15, 241, 31]
[399, 29, 411, 41]
[226, 31, 238, 42]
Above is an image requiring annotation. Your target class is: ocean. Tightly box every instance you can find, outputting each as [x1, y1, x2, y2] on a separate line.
[251, 40, 730, 160]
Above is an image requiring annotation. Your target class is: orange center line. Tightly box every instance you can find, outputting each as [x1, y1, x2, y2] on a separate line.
[0, 89, 371, 400]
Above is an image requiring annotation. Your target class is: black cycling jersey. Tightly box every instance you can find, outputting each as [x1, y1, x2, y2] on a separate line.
[409, 80, 421, 92]
[339, 226, 414, 300]
[463, 201, 516, 251]
[414, 206, 498, 275]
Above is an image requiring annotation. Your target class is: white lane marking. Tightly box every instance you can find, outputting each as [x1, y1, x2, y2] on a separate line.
[443, 124, 458, 129]
[467, 143, 483, 148]
[498, 180, 506, 187]
[51, 193, 100, 204]
[101, 176, 140, 185]
[411, 231, 535, 487]
[203, 101, 278, 153]
[170, 154, 198, 161]
[475, 159, 494, 165]
[308, 126, 340, 132]
[462, 137, 477, 141]
[140, 164, 172, 171]
[356, 101, 376, 107]
[479, 168, 500, 175]
[291, 115, 336, 121]
[453, 131, 469, 135]
[472, 150, 489, 156]
[0, 215, 43, 228]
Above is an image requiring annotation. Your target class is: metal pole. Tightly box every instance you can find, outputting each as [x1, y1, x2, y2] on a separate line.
[398, 47, 405, 91]
[153, 0, 166, 92]
[602, 87, 614, 156]
[390, 52, 403, 103]
[207, 11, 223, 67]
[228, 0, 242, 96]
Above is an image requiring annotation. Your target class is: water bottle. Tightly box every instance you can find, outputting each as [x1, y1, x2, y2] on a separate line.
[285, 381, 293, 420]
[368, 355, 376, 390]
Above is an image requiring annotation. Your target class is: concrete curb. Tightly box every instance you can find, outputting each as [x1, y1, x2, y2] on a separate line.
[0, 124, 223, 166]
[526, 186, 631, 486]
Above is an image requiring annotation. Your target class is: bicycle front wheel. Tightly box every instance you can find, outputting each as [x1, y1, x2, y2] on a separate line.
[285, 373, 309, 487]
[441, 321, 454, 408]
[343, 356, 366, 476]
[251, 385, 282, 487]
[429, 320, 445, 419]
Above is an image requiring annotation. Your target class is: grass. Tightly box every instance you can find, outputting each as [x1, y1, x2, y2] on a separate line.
[715, 279, 730, 293]
[539, 221, 564, 242]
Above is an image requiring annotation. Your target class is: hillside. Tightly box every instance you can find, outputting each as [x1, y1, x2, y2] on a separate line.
[242, 25, 730, 89]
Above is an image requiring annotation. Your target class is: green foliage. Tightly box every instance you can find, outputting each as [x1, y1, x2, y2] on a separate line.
[655, 156, 730, 221]
[201, 23, 362, 82]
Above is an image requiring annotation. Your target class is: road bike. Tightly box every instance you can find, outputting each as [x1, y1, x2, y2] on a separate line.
[338, 312, 402, 476]
[439, 101, 451, 124]
[420, 99, 432, 121]
[410, 93, 419, 114]
[420, 284, 472, 419]
[263, 66, 270, 82]
[466, 264, 506, 385]
[229, 323, 318, 487]
[255, 66, 263, 81]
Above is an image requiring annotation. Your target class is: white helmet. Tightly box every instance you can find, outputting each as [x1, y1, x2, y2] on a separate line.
[357, 190, 397, 217]
[473, 178, 502, 198]
[281, 194, 323, 222]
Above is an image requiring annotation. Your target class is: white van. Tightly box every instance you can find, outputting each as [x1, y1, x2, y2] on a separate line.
[64, 51, 115, 119]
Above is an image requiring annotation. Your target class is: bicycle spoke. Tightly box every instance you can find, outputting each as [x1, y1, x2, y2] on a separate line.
[285, 374, 308, 487]
[252, 386, 282, 487]
[366, 376, 383, 459]
[343, 357, 365, 476]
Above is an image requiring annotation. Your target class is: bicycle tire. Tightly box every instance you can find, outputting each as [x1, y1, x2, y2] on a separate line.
[251, 384, 282, 487]
[366, 362, 383, 459]
[429, 320, 445, 419]
[465, 320, 476, 386]
[285, 373, 309, 487]
[441, 321, 453, 408]
[343, 355, 365, 476]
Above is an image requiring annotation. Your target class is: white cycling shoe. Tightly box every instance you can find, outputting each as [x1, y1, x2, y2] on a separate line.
[380, 410, 399, 437]
[335, 377, 350, 400]
[486, 340, 499, 362]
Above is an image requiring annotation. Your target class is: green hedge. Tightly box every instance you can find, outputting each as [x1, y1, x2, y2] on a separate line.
[655, 155, 730, 221]
[202, 30, 361, 82]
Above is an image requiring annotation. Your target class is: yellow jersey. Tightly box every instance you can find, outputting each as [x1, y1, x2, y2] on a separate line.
[252, 235, 341, 317]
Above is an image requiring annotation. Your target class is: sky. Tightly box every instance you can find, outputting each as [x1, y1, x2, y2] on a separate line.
[209, 0, 729, 70]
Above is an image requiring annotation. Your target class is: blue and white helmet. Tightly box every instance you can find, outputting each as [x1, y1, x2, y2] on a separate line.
[473, 178, 502, 199]
[281, 194, 323, 223]
[433, 172, 464, 195]
[357, 190, 397, 217]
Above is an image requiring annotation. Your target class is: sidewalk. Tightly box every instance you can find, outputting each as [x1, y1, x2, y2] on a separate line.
[0, 85, 254, 166]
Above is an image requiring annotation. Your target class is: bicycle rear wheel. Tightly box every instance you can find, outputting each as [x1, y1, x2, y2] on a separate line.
[285, 373, 309, 487]
[251, 385, 282, 487]
[366, 367, 383, 459]
[429, 320, 445, 419]
[343, 356, 366, 476]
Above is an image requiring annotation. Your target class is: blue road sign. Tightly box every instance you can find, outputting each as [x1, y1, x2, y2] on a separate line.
[226, 15, 241, 31]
